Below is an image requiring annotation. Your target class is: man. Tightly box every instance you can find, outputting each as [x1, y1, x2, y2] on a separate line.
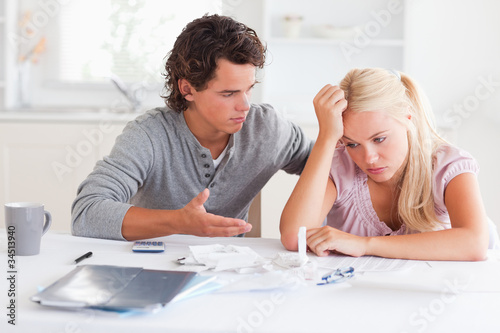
[71, 14, 313, 241]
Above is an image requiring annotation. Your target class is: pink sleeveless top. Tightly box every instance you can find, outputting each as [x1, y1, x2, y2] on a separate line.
[327, 144, 479, 236]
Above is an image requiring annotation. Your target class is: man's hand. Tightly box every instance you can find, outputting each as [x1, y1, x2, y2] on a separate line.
[178, 188, 252, 237]
[122, 188, 252, 240]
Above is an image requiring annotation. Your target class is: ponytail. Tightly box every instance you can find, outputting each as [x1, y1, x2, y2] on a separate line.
[399, 73, 447, 232]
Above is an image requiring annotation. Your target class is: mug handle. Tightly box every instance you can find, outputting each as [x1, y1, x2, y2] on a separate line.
[42, 210, 52, 235]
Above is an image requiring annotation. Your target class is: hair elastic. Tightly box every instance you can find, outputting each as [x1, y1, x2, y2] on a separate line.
[387, 68, 401, 81]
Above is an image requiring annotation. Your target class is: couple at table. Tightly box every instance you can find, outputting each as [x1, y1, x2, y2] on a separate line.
[71, 14, 497, 261]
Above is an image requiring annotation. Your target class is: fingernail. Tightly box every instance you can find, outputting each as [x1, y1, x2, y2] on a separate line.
[245, 224, 252, 232]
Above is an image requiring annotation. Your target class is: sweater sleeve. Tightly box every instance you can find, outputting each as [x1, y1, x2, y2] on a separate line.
[281, 121, 314, 175]
[256, 103, 313, 175]
[71, 120, 155, 240]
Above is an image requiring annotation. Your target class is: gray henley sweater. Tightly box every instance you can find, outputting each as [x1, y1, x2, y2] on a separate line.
[71, 104, 313, 240]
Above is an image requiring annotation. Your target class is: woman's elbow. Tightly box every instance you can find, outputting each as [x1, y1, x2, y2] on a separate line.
[466, 242, 488, 261]
[281, 233, 299, 251]
[465, 249, 487, 261]
[463, 233, 489, 261]
[279, 215, 299, 251]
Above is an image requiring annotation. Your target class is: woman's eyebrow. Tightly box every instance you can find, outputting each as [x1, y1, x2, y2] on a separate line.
[342, 130, 388, 142]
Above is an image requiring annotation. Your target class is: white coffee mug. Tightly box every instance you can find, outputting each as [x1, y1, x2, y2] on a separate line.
[5, 202, 52, 256]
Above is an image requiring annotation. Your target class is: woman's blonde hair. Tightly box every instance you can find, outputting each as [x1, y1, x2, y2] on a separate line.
[339, 68, 447, 232]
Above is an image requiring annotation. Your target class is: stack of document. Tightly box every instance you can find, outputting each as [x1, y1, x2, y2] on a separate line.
[31, 265, 216, 313]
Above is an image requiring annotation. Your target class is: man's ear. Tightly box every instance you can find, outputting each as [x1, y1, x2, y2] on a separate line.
[178, 79, 195, 102]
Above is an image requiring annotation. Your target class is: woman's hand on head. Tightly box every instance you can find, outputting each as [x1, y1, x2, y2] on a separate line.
[313, 85, 348, 142]
[306, 226, 368, 258]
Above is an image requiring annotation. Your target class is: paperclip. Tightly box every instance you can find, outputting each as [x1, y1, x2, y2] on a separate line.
[317, 266, 355, 285]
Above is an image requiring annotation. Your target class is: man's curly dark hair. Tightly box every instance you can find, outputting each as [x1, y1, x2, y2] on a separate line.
[162, 14, 266, 112]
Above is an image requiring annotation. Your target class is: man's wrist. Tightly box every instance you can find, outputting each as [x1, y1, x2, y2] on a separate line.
[164, 209, 183, 235]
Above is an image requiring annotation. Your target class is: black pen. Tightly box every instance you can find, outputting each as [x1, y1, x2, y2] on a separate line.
[73, 251, 93, 264]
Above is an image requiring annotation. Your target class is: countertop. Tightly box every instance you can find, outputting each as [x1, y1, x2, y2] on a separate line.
[0, 108, 140, 123]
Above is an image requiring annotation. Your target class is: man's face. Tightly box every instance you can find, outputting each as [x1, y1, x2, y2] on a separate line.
[183, 59, 256, 138]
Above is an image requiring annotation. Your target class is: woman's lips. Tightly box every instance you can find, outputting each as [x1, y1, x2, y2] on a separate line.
[366, 167, 387, 175]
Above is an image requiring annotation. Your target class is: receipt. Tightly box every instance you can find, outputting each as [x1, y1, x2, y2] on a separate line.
[181, 244, 267, 272]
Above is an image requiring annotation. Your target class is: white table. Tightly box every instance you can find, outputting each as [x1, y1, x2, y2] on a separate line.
[1, 231, 499, 333]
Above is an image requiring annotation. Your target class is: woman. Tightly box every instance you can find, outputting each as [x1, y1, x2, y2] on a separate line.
[280, 68, 496, 261]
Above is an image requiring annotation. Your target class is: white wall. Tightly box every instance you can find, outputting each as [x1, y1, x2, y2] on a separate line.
[405, 0, 500, 227]
[231, 0, 500, 237]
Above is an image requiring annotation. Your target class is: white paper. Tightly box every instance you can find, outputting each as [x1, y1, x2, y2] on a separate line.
[216, 270, 306, 293]
[318, 254, 415, 272]
[272, 252, 308, 269]
[186, 244, 267, 272]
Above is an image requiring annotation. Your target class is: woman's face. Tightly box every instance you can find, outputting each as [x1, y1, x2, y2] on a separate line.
[342, 110, 409, 185]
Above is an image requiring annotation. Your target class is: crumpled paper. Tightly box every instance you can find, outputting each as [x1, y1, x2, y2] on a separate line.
[175, 227, 320, 285]
[178, 244, 268, 272]
[272, 226, 309, 269]
[272, 252, 308, 269]
[216, 270, 307, 293]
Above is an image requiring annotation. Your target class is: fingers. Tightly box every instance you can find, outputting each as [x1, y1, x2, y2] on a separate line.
[306, 227, 330, 256]
[313, 85, 348, 141]
[192, 188, 210, 207]
[314, 84, 341, 100]
[306, 226, 366, 258]
[306, 227, 322, 237]
[199, 214, 252, 237]
[313, 84, 347, 113]
[307, 226, 344, 257]
[306, 228, 325, 253]
[183, 189, 252, 237]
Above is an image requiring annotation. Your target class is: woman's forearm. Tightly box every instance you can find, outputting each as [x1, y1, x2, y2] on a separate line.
[366, 227, 488, 261]
[280, 136, 337, 250]
[281, 84, 347, 250]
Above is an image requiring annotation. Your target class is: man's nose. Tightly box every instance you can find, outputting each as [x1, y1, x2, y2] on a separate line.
[236, 93, 250, 111]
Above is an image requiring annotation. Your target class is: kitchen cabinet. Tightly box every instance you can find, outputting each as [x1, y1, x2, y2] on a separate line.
[0, 116, 131, 232]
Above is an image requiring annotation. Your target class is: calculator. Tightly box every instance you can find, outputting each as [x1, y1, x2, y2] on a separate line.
[132, 241, 165, 253]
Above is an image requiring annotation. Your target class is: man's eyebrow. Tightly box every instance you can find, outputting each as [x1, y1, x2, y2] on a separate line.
[342, 130, 388, 142]
[217, 83, 256, 94]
